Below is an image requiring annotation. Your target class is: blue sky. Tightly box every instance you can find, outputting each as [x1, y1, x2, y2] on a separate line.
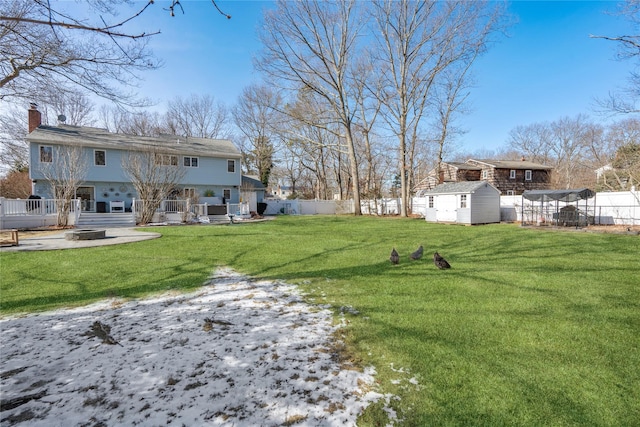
[128, 1, 635, 153]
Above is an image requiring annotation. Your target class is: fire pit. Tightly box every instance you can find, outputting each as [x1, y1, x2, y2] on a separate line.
[65, 229, 106, 241]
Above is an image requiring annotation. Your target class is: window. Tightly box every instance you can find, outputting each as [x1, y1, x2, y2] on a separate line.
[183, 188, 196, 199]
[509, 170, 516, 179]
[525, 170, 532, 181]
[227, 159, 236, 173]
[507, 190, 515, 196]
[482, 170, 488, 179]
[183, 156, 198, 167]
[155, 154, 178, 166]
[94, 150, 106, 166]
[39, 145, 52, 163]
[223, 188, 231, 200]
[460, 194, 467, 208]
[428, 196, 434, 209]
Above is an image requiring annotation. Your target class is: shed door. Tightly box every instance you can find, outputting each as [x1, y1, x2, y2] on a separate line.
[438, 195, 458, 222]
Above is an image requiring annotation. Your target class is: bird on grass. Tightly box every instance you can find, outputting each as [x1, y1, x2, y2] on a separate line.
[433, 252, 451, 269]
[409, 245, 424, 260]
[390, 248, 400, 265]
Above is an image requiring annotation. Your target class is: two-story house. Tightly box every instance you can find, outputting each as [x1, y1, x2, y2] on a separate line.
[417, 158, 552, 196]
[26, 105, 242, 213]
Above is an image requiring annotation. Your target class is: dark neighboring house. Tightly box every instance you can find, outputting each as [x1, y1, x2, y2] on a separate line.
[417, 158, 553, 196]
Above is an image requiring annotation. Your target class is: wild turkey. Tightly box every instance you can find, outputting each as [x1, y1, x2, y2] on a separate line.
[409, 245, 423, 260]
[433, 252, 451, 269]
[390, 248, 400, 265]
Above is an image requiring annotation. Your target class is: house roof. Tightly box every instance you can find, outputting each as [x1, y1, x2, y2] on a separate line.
[446, 161, 482, 170]
[470, 159, 552, 170]
[242, 175, 265, 190]
[422, 181, 499, 195]
[27, 125, 241, 158]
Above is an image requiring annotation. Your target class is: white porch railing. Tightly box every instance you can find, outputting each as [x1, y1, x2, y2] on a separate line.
[0, 197, 82, 229]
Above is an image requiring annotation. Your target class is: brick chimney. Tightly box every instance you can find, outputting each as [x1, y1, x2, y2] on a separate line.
[28, 103, 41, 133]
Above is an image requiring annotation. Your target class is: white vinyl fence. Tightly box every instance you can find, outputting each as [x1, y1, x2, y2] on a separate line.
[2, 190, 638, 229]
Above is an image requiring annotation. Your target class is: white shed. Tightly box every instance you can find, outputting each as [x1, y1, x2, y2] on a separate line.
[423, 181, 501, 225]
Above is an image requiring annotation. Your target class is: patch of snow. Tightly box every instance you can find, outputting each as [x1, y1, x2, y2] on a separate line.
[0, 268, 386, 426]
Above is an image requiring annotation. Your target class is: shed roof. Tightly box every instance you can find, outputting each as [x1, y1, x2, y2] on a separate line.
[522, 188, 595, 202]
[27, 124, 241, 158]
[422, 181, 499, 195]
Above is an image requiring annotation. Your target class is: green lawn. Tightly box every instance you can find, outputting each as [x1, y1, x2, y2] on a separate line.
[1, 216, 638, 425]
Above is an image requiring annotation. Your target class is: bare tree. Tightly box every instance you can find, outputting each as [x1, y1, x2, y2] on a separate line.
[549, 115, 596, 188]
[0, 1, 233, 105]
[165, 94, 230, 139]
[430, 58, 475, 191]
[38, 145, 89, 226]
[122, 148, 186, 225]
[591, 0, 640, 114]
[40, 90, 95, 127]
[598, 118, 640, 190]
[0, 1, 159, 105]
[0, 93, 95, 172]
[370, 0, 506, 216]
[509, 115, 605, 189]
[257, 0, 366, 214]
[508, 122, 555, 165]
[98, 106, 167, 136]
[233, 85, 281, 187]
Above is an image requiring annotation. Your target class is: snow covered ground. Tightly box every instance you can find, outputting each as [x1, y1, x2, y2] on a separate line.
[0, 268, 395, 426]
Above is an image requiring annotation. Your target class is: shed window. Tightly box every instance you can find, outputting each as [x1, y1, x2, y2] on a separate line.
[525, 170, 532, 181]
[460, 194, 467, 208]
[509, 170, 516, 179]
[94, 150, 106, 166]
[482, 170, 488, 179]
[428, 196, 434, 209]
[40, 145, 52, 163]
[227, 160, 236, 173]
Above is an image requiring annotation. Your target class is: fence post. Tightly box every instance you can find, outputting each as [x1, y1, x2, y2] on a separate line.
[0, 197, 4, 229]
[74, 198, 81, 225]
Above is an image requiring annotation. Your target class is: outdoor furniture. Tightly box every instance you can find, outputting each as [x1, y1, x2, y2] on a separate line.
[0, 229, 19, 247]
[110, 201, 125, 213]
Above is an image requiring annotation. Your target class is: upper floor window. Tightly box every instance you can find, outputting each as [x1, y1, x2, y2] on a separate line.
[94, 149, 106, 166]
[227, 159, 236, 173]
[482, 170, 488, 179]
[183, 156, 198, 167]
[460, 194, 467, 208]
[155, 154, 178, 166]
[428, 196, 434, 209]
[525, 170, 532, 181]
[509, 170, 516, 179]
[39, 145, 52, 163]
